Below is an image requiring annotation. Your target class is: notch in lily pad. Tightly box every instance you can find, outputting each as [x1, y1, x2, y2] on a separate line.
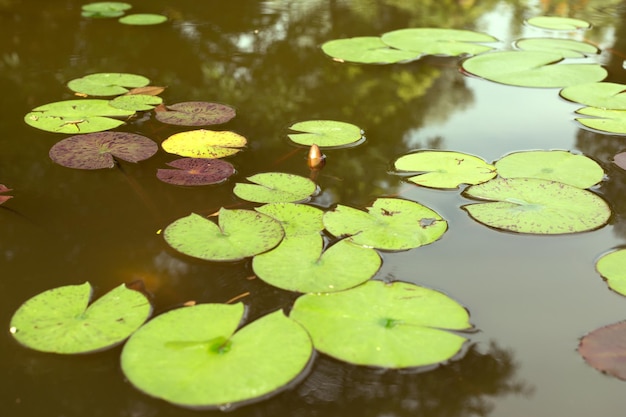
[233, 172, 317, 204]
[155, 102, 236, 126]
[560, 82, 626, 110]
[574, 107, 626, 135]
[392, 150, 496, 189]
[288, 120, 364, 148]
[514, 38, 599, 58]
[9, 281, 152, 354]
[157, 158, 235, 186]
[49, 132, 158, 169]
[67, 73, 151, 97]
[290, 280, 472, 368]
[121, 303, 313, 409]
[162, 129, 247, 158]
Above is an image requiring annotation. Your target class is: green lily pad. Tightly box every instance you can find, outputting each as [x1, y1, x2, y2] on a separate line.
[121, 303, 313, 409]
[515, 38, 598, 58]
[155, 102, 236, 126]
[461, 177, 611, 234]
[381, 28, 498, 56]
[9, 282, 151, 354]
[494, 150, 604, 188]
[393, 150, 496, 189]
[561, 82, 626, 110]
[49, 132, 158, 169]
[110, 94, 163, 111]
[290, 280, 472, 368]
[119, 13, 168, 25]
[578, 320, 626, 381]
[461, 51, 607, 88]
[287, 120, 363, 148]
[233, 172, 317, 204]
[596, 249, 626, 296]
[156, 158, 235, 186]
[575, 107, 626, 134]
[321, 36, 421, 64]
[526, 16, 591, 31]
[163, 209, 285, 262]
[162, 130, 247, 158]
[255, 203, 324, 237]
[81, 2, 131, 18]
[323, 198, 447, 251]
[67, 73, 150, 96]
[253, 234, 381, 293]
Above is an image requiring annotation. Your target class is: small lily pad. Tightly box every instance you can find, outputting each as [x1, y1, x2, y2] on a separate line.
[255, 203, 324, 237]
[162, 130, 247, 158]
[110, 94, 163, 111]
[596, 249, 626, 296]
[163, 209, 285, 262]
[561, 82, 626, 110]
[393, 150, 496, 189]
[515, 38, 599, 58]
[575, 107, 626, 134]
[233, 172, 317, 204]
[494, 150, 604, 188]
[119, 13, 168, 25]
[526, 16, 591, 31]
[381, 28, 498, 56]
[155, 102, 236, 126]
[461, 51, 607, 88]
[121, 303, 313, 409]
[614, 152, 626, 170]
[323, 198, 447, 251]
[253, 234, 381, 293]
[67, 73, 150, 97]
[157, 158, 235, 186]
[9, 282, 151, 354]
[287, 120, 363, 147]
[321, 36, 421, 64]
[461, 177, 611, 234]
[82, 2, 131, 18]
[579, 320, 626, 381]
[49, 132, 158, 169]
[290, 280, 472, 368]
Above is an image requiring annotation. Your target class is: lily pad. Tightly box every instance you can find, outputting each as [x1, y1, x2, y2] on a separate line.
[255, 203, 324, 237]
[575, 107, 626, 134]
[67, 73, 150, 96]
[287, 120, 363, 147]
[393, 150, 496, 189]
[461, 51, 607, 88]
[9, 282, 151, 354]
[163, 209, 285, 262]
[290, 280, 472, 368]
[515, 38, 598, 58]
[526, 16, 591, 31]
[119, 13, 168, 25]
[157, 158, 235, 186]
[82, 2, 131, 18]
[614, 152, 626, 170]
[321, 36, 421, 64]
[110, 94, 163, 111]
[162, 130, 247, 158]
[49, 132, 158, 169]
[494, 150, 604, 188]
[381, 28, 498, 56]
[155, 102, 236, 126]
[323, 198, 447, 251]
[561, 82, 626, 110]
[233, 172, 317, 204]
[461, 177, 611, 234]
[253, 234, 381, 293]
[596, 249, 626, 296]
[578, 320, 626, 381]
[121, 303, 313, 409]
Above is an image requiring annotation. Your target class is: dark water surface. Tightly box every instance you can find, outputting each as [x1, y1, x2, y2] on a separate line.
[3, 0, 626, 416]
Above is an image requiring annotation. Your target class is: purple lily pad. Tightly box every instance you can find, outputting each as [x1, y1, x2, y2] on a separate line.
[0, 184, 13, 205]
[49, 132, 158, 170]
[156, 157, 235, 186]
[579, 320, 626, 380]
[155, 101, 236, 126]
[613, 151, 626, 171]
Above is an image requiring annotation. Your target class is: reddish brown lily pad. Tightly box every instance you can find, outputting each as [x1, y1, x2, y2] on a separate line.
[157, 158, 235, 186]
[49, 132, 158, 170]
[578, 320, 626, 380]
[613, 152, 626, 171]
[155, 101, 236, 126]
[0, 184, 13, 205]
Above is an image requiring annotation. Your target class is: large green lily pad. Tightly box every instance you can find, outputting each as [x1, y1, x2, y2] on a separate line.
[67, 73, 150, 96]
[110, 94, 163, 111]
[163, 209, 285, 262]
[155, 102, 236, 126]
[321, 36, 421, 64]
[287, 120, 363, 147]
[461, 51, 607, 88]
[596, 249, 626, 296]
[323, 198, 447, 251]
[255, 203, 324, 237]
[253, 234, 381, 293]
[526, 16, 591, 31]
[461, 177, 611, 234]
[381, 28, 498, 56]
[10, 282, 151, 354]
[162, 130, 247, 158]
[121, 303, 313, 409]
[560, 82, 626, 110]
[515, 38, 598, 58]
[290, 280, 472, 368]
[233, 172, 317, 204]
[393, 150, 496, 189]
[494, 150, 604, 188]
[49, 132, 158, 169]
[575, 107, 626, 134]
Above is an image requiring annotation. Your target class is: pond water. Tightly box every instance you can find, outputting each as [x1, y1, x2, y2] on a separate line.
[3, 0, 626, 415]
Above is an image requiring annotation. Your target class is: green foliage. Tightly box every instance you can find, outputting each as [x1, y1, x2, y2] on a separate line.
[381, 28, 498, 56]
[161, 130, 247, 158]
[575, 106, 626, 134]
[118, 13, 168, 25]
[287, 120, 364, 147]
[156, 158, 235, 186]
[155, 102, 236, 126]
[526, 16, 591, 31]
[233, 172, 317, 203]
[596, 249, 626, 296]
[560, 82, 626, 110]
[67, 73, 150, 96]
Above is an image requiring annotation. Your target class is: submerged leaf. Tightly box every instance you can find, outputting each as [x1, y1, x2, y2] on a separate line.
[155, 102, 236, 126]
[596, 249, 626, 296]
[156, 158, 235, 186]
[515, 38, 598, 58]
